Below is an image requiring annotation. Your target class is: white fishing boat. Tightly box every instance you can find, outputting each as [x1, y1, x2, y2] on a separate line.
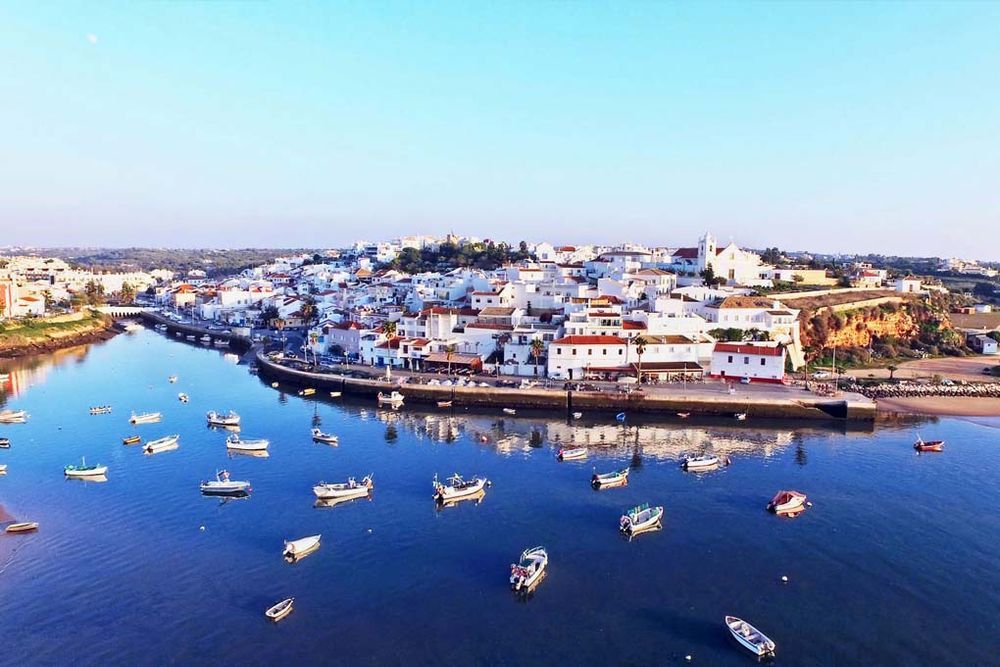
[767, 490, 807, 515]
[0, 409, 29, 423]
[591, 467, 629, 488]
[226, 434, 269, 451]
[206, 410, 241, 426]
[734, 412, 748, 421]
[5, 522, 39, 534]
[619, 502, 664, 535]
[178, 393, 189, 403]
[168, 375, 178, 383]
[0, 437, 8, 448]
[313, 474, 374, 500]
[0, 463, 7, 474]
[283, 534, 321, 559]
[377, 391, 404, 407]
[129, 411, 161, 425]
[143, 434, 180, 454]
[725, 616, 776, 657]
[123, 322, 143, 332]
[271, 382, 280, 388]
[437, 400, 453, 408]
[329, 391, 342, 398]
[509, 546, 548, 592]
[433, 473, 490, 503]
[310, 428, 339, 445]
[557, 446, 587, 461]
[682, 454, 729, 471]
[265, 598, 294, 622]
[298, 388, 316, 396]
[572, 411, 583, 420]
[88, 405, 112, 415]
[676, 412, 691, 419]
[64, 457, 108, 478]
[200, 334, 211, 343]
[200, 469, 251, 496]
[502, 408, 516, 415]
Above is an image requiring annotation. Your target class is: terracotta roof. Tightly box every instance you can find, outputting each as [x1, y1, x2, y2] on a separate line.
[672, 247, 698, 259]
[714, 343, 784, 357]
[478, 307, 516, 316]
[622, 321, 646, 330]
[552, 335, 627, 346]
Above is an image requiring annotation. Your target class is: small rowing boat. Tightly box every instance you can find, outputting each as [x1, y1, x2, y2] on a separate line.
[178, 393, 189, 403]
[200, 469, 251, 496]
[226, 434, 269, 451]
[168, 375, 178, 383]
[265, 597, 294, 622]
[0, 437, 9, 449]
[0, 409, 29, 423]
[377, 391, 404, 407]
[298, 388, 316, 396]
[682, 454, 729, 471]
[206, 410, 241, 426]
[572, 411, 583, 420]
[5, 522, 38, 534]
[313, 474, 374, 500]
[329, 391, 342, 398]
[725, 616, 776, 658]
[591, 467, 629, 489]
[767, 490, 807, 515]
[64, 457, 108, 478]
[615, 412, 626, 423]
[914, 435, 944, 452]
[734, 412, 748, 421]
[122, 435, 142, 445]
[310, 428, 339, 445]
[502, 408, 516, 415]
[676, 412, 691, 419]
[437, 400, 453, 408]
[510, 546, 548, 592]
[129, 412, 161, 425]
[433, 473, 489, 503]
[143, 434, 180, 454]
[0, 464, 7, 474]
[557, 446, 587, 461]
[283, 534, 321, 559]
[620, 503, 664, 535]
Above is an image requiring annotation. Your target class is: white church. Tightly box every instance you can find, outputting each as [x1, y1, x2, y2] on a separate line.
[670, 232, 772, 287]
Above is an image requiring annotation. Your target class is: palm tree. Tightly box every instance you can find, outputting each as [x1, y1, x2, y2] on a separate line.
[633, 335, 647, 384]
[887, 364, 898, 381]
[530, 338, 545, 376]
[300, 296, 318, 324]
[445, 343, 457, 376]
[383, 320, 397, 339]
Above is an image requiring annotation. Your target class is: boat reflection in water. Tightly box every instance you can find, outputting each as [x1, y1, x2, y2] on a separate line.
[313, 495, 373, 510]
[227, 449, 269, 460]
[65, 474, 108, 484]
[436, 489, 486, 510]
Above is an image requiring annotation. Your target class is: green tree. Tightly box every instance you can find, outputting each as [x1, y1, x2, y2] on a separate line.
[300, 295, 318, 323]
[383, 320, 397, 339]
[530, 337, 546, 375]
[84, 280, 105, 306]
[886, 364, 898, 380]
[120, 282, 136, 304]
[261, 305, 280, 327]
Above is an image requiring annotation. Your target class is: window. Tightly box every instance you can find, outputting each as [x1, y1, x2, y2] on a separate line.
[744, 357, 749, 364]
[572, 349, 577, 355]
[587, 349, 592, 356]
[556, 348, 561, 355]
[603, 349, 607, 355]
[618, 349, 623, 355]
[727, 355, 733, 363]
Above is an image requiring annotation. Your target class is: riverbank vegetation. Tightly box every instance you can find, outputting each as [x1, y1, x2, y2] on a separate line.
[382, 241, 534, 273]
[0, 310, 114, 356]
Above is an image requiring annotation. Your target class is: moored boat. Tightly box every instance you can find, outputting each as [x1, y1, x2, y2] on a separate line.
[502, 408, 516, 415]
[226, 434, 269, 451]
[433, 473, 490, 503]
[265, 598, 294, 622]
[213, 338, 229, 347]
[122, 435, 142, 445]
[0, 437, 10, 448]
[313, 474, 374, 500]
[206, 410, 241, 426]
[0, 409, 29, 423]
[168, 375, 178, 383]
[377, 391, 405, 407]
[620, 502, 664, 535]
[591, 467, 629, 488]
[682, 454, 729, 471]
[725, 616, 776, 658]
[310, 428, 339, 445]
[143, 434, 180, 454]
[437, 400, 453, 408]
[767, 490, 807, 515]
[329, 391, 342, 398]
[735, 412, 748, 421]
[557, 446, 587, 461]
[129, 412, 161, 425]
[64, 457, 108, 478]
[5, 522, 39, 534]
[676, 412, 691, 419]
[615, 412, 626, 423]
[89, 405, 112, 415]
[298, 388, 316, 396]
[283, 534, 321, 559]
[178, 393, 189, 403]
[510, 546, 548, 592]
[914, 435, 944, 452]
[572, 411, 583, 419]
[0, 463, 7, 474]
[200, 469, 251, 496]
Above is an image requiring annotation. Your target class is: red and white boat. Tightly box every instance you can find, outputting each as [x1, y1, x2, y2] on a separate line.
[913, 435, 944, 452]
[767, 490, 807, 515]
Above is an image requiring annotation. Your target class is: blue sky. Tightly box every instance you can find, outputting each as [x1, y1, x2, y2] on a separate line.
[1, 2, 998, 258]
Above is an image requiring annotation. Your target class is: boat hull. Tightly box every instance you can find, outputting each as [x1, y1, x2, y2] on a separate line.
[65, 467, 108, 478]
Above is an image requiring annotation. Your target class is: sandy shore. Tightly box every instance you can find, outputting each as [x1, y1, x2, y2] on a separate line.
[877, 396, 1000, 416]
[846, 356, 999, 383]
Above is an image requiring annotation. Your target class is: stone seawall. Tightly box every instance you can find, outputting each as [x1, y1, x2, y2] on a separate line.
[256, 353, 876, 421]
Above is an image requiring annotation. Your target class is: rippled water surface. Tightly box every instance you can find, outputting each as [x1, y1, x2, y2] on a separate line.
[1, 330, 998, 666]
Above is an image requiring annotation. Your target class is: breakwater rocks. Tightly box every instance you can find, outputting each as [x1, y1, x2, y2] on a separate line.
[256, 353, 876, 422]
[855, 382, 1000, 400]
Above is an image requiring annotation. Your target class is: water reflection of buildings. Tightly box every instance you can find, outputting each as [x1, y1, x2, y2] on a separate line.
[367, 408, 803, 461]
[0, 346, 92, 400]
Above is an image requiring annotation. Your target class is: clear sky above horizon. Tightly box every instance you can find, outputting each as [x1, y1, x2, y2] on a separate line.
[2, 2, 999, 259]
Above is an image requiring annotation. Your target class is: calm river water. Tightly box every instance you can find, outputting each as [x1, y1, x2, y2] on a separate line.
[0, 330, 998, 666]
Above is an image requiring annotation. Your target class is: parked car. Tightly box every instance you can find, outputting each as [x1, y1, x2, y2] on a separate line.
[812, 371, 830, 379]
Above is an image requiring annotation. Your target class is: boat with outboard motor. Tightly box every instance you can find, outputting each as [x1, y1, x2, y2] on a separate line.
[225, 434, 269, 451]
[620, 503, 664, 535]
[681, 454, 730, 471]
[433, 473, 490, 503]
[557, 446, 587, 461]
[313, 475, 374, 500]
[310, 428, 339, 445]
[129, 412, 161, 425]
[725, 615, 776, 657]
[200, 469, 251, 496]
[64, 457, 108, 478]
[143, 434, 180, 454]
[510, 546, 548, 592]
[591, 467, 629, 489]
[206, 410, 241, 427]
[283, 534, 321, 559]
[767, 490, 807, 515]
[89, 405, 112, 415]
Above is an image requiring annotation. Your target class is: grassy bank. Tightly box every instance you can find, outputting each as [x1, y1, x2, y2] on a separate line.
[0, 311, 115, 356]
